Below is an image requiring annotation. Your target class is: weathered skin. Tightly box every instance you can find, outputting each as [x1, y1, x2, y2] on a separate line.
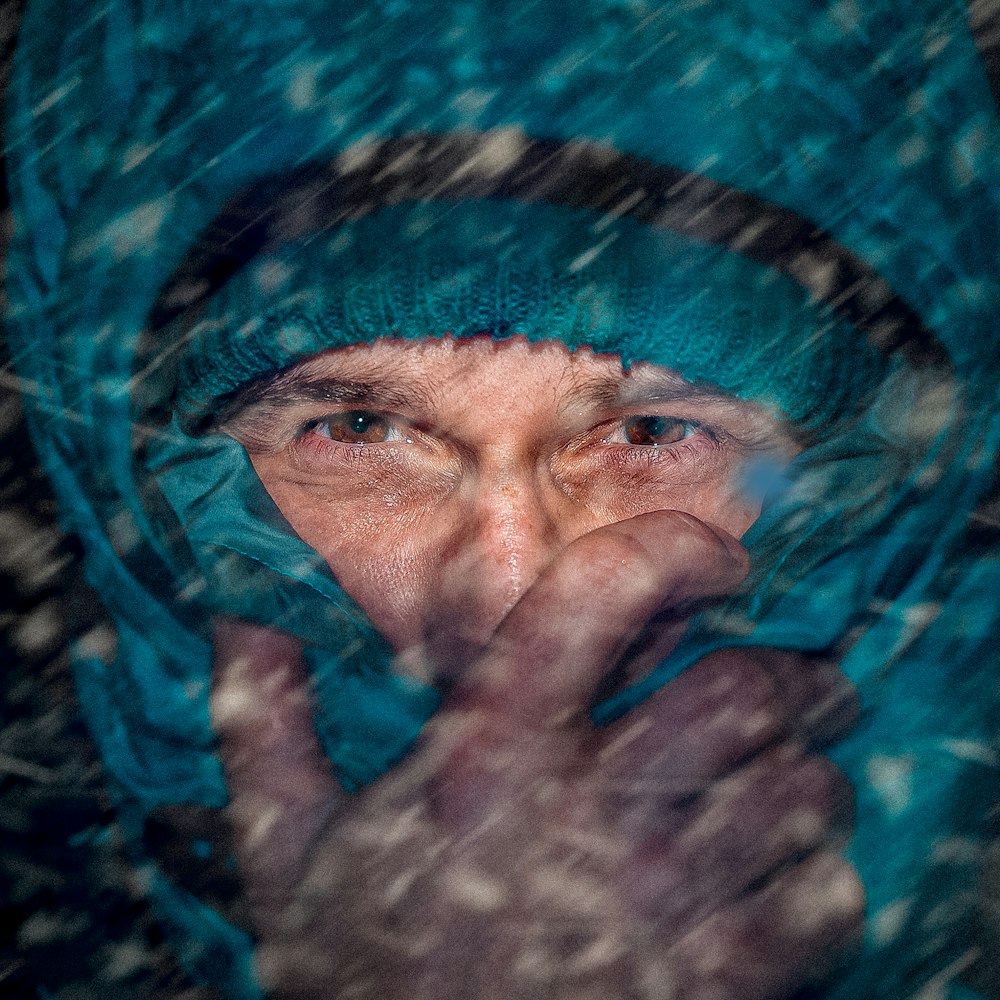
[212, 511, 863, 1000]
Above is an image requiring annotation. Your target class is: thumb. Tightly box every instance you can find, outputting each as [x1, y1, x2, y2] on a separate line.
[452, 510, 749, 735]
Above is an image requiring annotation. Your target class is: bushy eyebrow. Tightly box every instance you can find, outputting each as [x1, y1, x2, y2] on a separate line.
[210, 365, 437, 445]
[569, 367, 733, 409]
[212, 346, 757, 452]
[227, 372, 421, 412]
[214, 366, 430, 425]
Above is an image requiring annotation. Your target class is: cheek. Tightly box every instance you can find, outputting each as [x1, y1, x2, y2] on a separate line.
[606, 485, 759, 539]
[556, 459, 762, 540]
[247, 454, 450, 651]
[683, 487, 761, 539]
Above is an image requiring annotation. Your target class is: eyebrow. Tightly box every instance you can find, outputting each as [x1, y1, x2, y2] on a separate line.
[212, 367, 436, 427]
[570, 367, 735, 409]
[211, 349, 746, 442]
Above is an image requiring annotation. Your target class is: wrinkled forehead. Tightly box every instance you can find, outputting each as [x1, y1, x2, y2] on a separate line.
[212, 333, 775, 446]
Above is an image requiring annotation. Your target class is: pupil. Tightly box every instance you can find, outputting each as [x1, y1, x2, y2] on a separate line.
[350, 412, 373, 434]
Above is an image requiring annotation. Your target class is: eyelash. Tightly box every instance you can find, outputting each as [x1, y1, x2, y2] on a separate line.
[301, 411, 412, 446]
[605, 415, 707, 446]
[292, 410, 719, 465]
[595, 419, 720, 466]
[290, 413, 414, 474]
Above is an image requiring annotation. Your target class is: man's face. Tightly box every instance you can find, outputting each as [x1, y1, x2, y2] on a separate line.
[220, 336, 796, 668]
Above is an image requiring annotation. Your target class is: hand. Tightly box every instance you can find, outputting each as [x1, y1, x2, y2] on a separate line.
[212, 510, 863, 1000]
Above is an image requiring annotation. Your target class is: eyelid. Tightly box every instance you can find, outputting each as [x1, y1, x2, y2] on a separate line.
[222, 401, 413, 452]
[297, 409, 412, 442]
[607, 400, 799, 456]
[578, 412, 719, 444]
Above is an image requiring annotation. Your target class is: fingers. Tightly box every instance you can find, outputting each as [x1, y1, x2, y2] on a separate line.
[664, 850, 865, 1000]
[761, 650, 860, 748]
[597, 645, 859, 969]
[618, 747, 855, 935]
[453, 510, 749, 734]
[598, 650, 785, 802]
[598, 648, 859, 802]
[426, 512, 748, 834]
[211, 617, 343, 909]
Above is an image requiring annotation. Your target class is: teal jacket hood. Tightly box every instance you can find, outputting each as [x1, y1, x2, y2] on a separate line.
[5, 1, 1000, 997]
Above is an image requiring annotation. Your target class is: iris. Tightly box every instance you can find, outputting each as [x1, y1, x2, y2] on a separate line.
[314, 410, 394, 444]
[622, 415, 691, 447]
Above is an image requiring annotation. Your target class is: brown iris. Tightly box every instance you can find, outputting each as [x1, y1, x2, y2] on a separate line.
[623, 416, 689, 447]
[317, 410, 393, 443]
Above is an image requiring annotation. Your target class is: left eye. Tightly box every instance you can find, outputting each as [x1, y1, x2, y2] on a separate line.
[608, 415, 696, 447]
[305, 410, 402, 444]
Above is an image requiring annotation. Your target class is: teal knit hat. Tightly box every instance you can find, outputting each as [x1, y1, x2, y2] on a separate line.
[135, 126, 945, 441]
[168, 196, 875, 434]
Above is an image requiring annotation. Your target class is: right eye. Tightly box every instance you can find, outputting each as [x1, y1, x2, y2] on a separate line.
[302, 410, 408, 445]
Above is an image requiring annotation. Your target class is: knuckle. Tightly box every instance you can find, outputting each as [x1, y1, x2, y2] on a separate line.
[772, 852, 865, 952]
[659, 511, 736, 561]
[561, 528, 659, 595]
[556, 513, 748, 614]
[703, 749, 855, 858]
[705, 647, 777, 694]
[800, 752, 855, 820]
[777, 753, 855, 844]
[813, 852, 866, 924]
[796, 751, 847, 794]
[753, 649, 860, 745]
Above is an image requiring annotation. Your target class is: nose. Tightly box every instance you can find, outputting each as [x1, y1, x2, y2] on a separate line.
[424, 466, 590, 678]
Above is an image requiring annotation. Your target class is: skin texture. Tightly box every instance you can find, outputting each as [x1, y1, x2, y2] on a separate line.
[213, 337, 864, 999]
[221, 336, 799, 677]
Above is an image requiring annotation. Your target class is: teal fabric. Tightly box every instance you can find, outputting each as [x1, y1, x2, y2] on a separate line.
[5, 2, 1000, 999]
[171, 200, 879, 433]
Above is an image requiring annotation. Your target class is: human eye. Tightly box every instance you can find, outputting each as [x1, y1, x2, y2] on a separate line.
[604, 415, 704, 449]
[300, 409, 412, 447]
[555, 411, 725, 502]
[219, 397, 422, 469]
[284, 408, 431, 474]
[597, 414, 720, 464]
